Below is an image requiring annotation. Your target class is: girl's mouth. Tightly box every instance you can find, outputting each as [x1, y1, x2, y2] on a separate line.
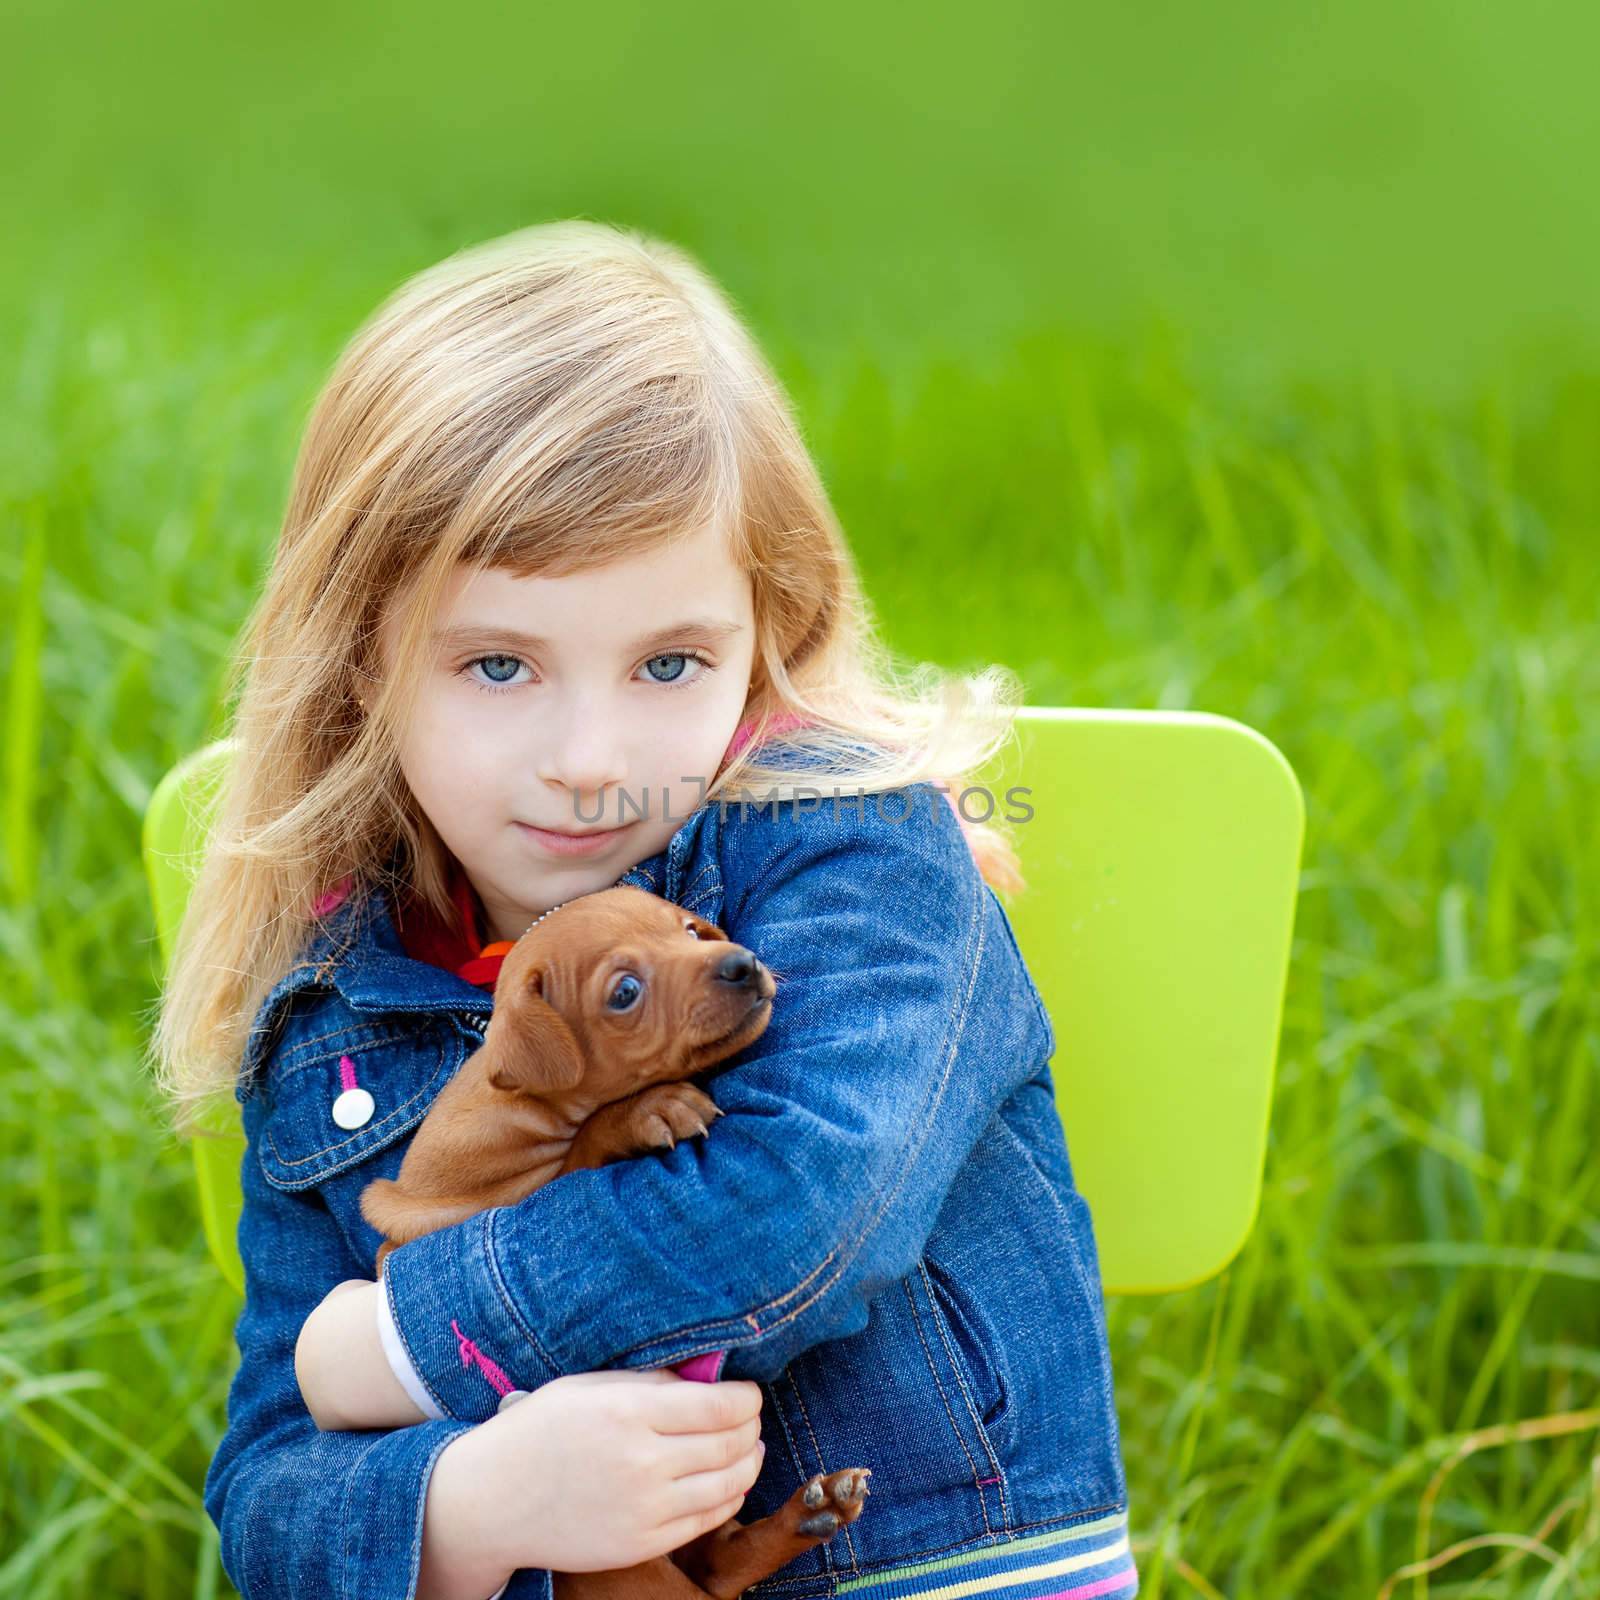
[515, 820, 637, 858]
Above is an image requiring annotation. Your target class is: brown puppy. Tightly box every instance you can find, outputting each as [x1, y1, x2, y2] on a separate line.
[360, 886, 776, 1257]
[358, 885, 872, 1600]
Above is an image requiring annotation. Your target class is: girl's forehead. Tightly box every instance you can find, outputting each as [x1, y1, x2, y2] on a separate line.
[436, 532, 749, 628]
[381, 533, 753, 666]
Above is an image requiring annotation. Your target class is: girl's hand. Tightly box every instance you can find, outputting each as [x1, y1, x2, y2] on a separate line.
[420, 1368, 767, 1584]
[295, 1278, 429, 1431]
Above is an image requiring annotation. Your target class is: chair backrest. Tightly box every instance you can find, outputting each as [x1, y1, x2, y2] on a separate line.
[143, 707, 1303, 1300]
[970, 709, 1301, 1291]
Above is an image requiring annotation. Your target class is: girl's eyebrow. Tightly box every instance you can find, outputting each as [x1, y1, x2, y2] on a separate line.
[431, 618, 745, 654]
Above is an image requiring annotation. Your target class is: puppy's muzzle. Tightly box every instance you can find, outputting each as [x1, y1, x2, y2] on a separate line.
[714, 947, 772, 994]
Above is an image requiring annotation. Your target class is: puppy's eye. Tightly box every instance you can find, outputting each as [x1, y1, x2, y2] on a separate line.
[684, 921, 702, 939]
[606, 973, 643, 1012]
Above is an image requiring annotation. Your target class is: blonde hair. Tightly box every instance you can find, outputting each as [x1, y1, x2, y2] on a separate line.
[148, 219, 1027, 1136]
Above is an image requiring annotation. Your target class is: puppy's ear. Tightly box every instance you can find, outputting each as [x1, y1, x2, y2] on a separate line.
[480, 990, 585, 1096]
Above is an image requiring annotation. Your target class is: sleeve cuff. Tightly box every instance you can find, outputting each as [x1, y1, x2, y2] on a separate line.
[380, 1213, 733, 1424]
[381, 1212, 563, 1423]
[377, 1261, 449, 1422]
[337, 1417, 487, 1599]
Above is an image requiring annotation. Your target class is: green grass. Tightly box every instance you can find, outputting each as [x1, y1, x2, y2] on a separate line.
[3, 2, 1599, 1594]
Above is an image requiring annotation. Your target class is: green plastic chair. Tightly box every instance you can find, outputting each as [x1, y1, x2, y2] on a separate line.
[143, 707, 1303, 1300]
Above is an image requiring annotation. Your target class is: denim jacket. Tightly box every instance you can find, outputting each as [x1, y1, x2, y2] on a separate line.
[202, 749, 1133, 1599]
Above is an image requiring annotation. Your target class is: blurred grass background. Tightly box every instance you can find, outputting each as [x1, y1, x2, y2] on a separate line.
[3, 0, 1598, 1594]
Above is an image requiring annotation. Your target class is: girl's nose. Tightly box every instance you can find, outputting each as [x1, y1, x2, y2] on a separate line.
[533, 725, 629, 799]
[544, 781, 627, 826]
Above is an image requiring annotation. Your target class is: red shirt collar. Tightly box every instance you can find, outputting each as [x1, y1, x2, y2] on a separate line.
[393, 857, 512, 989]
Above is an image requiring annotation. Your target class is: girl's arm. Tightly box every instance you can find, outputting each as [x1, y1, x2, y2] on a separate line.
[296, 1278, 431, 1431]
[207, 1088, 514, 1600]
[377, 782, 1056, 1424]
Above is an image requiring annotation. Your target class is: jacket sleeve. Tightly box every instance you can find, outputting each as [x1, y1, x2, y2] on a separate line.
[203, 1080, 538, 1600]
[380, 781, 1052, 1421]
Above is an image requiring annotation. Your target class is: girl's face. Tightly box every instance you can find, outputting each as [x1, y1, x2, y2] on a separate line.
[379, 519, 756, 944]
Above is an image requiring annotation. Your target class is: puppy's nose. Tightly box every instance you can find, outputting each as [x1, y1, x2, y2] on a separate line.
[715, 948, 766, 989]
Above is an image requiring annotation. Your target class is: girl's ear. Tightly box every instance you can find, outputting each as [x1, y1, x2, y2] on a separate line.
[479, 988, 585, 1096]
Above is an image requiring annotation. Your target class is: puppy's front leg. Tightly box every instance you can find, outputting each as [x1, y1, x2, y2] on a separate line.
[560, 1083, 724, 1175]
[673, 1468, 872, 1598]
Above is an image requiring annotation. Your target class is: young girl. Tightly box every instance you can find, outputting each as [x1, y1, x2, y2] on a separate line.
[151, 220, 1138, 1600]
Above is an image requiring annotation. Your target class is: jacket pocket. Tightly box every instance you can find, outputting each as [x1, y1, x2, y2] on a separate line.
[258, 1022, 464, 1193]
[993, 1109, 1130, 1515]
[921, 1252, 1010, 1436]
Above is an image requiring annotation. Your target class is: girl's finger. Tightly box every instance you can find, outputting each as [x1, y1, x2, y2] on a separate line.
[662, 1416, 762, 1477]
[657, 1442, 765, 1522]
[645, 1379, 763, 1434]
[650, 1494, 751, 1553]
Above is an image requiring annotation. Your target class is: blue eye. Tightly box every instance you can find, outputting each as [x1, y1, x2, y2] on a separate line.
[640, 651, 713, 687]
[607, 973, 643, 1011]
[465, 654, 527, 693]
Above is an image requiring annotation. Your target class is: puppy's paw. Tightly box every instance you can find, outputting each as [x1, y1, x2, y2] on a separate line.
[789, 1467, 872, 1540]
[625, 1082, 724, 1152]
